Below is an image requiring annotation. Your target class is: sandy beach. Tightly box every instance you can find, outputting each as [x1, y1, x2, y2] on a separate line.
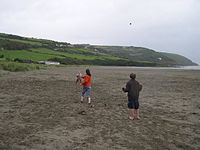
[0, 66, 200, 150]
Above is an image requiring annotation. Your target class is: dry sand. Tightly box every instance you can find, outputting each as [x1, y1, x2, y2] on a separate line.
[0, 66, 200, 150]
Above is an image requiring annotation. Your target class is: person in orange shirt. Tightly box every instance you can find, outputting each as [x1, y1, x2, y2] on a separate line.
[81, 69, 92, 104]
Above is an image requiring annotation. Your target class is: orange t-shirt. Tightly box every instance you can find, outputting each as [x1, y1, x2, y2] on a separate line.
[82, 75, 92, 87]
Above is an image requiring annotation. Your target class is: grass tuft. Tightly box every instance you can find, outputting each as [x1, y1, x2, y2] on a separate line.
[0, 61, 41, 72]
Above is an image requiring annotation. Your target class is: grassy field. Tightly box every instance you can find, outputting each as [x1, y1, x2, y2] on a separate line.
[32, 48, 120, 60]
[0, 60, 41, 72]
[0, 37, 43, 46]
[0, 48, 124, 72]
[0, 48, 121, 62]
[0, 49, 64, 61]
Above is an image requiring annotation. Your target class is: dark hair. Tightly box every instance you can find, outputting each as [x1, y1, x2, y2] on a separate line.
[86, 69, 91, 76]
[130, 73, 136, 79]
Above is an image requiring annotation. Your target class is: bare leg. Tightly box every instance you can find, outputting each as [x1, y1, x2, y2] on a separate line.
[88, 97, 91, 104]
[135, 109, 140, 119]
[81, 96, 84, 103]
[133, 109, 137, 119]
[129, 109, 134, 120]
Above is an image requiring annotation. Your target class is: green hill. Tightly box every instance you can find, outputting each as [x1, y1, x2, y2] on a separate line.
[161, 52, 197, 66]
[0, 33, 197, 67]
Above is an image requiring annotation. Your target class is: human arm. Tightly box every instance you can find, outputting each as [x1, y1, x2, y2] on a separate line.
[81, 76, 86, 84]
[122, 82, 130, 93]
[139, 84, 142, 92]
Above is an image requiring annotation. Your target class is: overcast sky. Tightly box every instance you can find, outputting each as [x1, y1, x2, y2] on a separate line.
[0, 0, 200, 64]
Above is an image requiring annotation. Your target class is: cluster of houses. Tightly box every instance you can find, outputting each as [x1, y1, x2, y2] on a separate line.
[14, 58, 60, 65]
[37, 61, 60, 65]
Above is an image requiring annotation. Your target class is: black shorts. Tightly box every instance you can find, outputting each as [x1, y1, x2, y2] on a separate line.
[128, 99, 139, 109]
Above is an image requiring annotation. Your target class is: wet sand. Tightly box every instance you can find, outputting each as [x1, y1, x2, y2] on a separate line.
[0, 66, 200, 150]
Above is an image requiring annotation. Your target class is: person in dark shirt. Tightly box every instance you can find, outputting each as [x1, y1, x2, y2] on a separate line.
[122, 73, 142, 120]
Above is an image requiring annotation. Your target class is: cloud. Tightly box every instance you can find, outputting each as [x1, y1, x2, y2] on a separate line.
[0, 0, 200, 64]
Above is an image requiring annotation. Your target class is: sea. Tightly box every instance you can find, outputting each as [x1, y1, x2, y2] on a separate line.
[99, 66, 200, 70]
[179, 66, 200, 70]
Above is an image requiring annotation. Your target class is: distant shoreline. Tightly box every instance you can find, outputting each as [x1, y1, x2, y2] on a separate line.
[97, 65, 200, 70]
